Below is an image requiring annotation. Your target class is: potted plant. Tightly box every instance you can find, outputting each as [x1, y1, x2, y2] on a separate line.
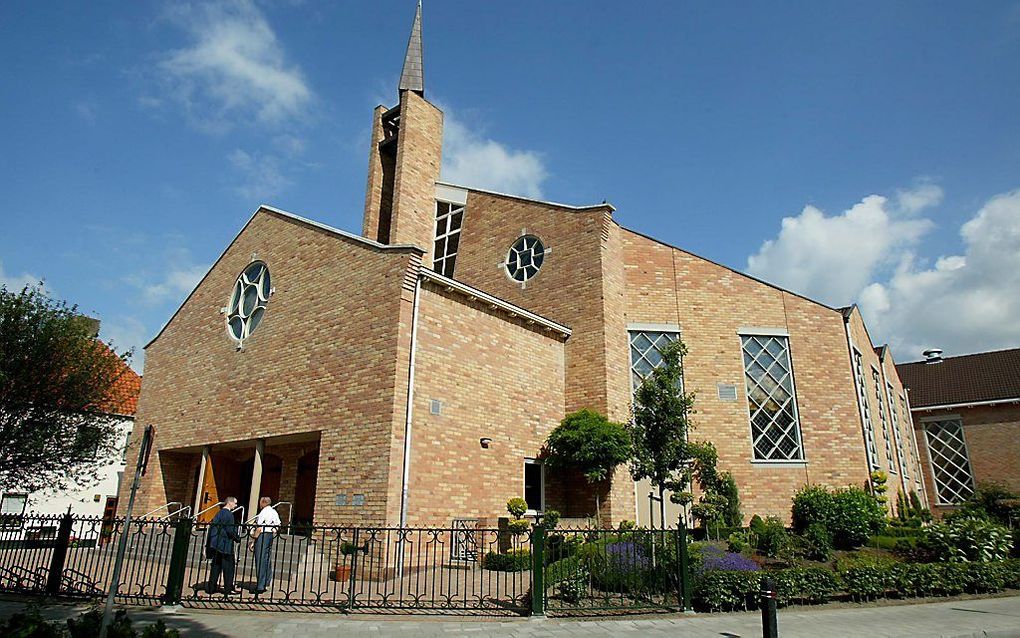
[335, 541, 364, 580]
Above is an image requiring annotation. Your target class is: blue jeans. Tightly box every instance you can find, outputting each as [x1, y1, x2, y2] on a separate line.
[254, 533, 273, 591]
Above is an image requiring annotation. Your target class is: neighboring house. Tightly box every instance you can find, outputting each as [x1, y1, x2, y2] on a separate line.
[897, 347, 1020, 515]
[0, 335, 141, 539]
[120, 5, 923, 529]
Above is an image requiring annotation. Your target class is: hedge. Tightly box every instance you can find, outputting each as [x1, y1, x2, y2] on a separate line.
[483, 549, 531, 572]
[694, 559, 1020, 611]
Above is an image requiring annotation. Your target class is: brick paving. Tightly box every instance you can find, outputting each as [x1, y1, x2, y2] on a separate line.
[2, 595, 1019, 637]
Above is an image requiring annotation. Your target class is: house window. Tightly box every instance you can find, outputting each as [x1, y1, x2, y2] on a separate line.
[741, 335, 803, 461]
[504, 235, 546, 284]
[853, 349, 880, 471]
[432, 201, 464, 278]
[887, 383, 908, 479]
[903, 395, 923, 480]
[629, 330, 680, 394]
[873, 368, 895, 474]
[523, 459, 544, 513]
[226, 260, 271, 346]
[923, 418, 975, 505]
[0, 493, 27, 530]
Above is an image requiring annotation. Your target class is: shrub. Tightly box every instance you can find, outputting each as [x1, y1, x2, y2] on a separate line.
[772, 567, 840, 605]
[506, 497, 528, 519]
[67, 608, 135, 638]
[802, 522, 832, 561]
[791, 485, 835, 534]
[539, 509, 560, 531]
[794, 484, 885, 550]
[920, 517, 1012, 562]
[694, 570, 762, 611]
[1, 604, 63, 638]
[749, 514, 766, 535]
[556, 565, 590, 604]
[483, 548, 531, 572]
[618, 519, 636, 531]
[507, 519, 531, 536]
[958, 482, 1020, 527]
[718, 472, 742, 527]
[727, 531, 750, 554]
[755, 516, 790, 558]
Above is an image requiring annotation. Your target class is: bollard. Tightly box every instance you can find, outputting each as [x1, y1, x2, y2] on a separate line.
[760, 575, 778, 638]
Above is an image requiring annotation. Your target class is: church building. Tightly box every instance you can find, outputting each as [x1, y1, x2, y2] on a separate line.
[122, 5, 926, 529]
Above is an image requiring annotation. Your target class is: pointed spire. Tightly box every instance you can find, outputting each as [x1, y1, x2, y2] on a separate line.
[398, 1, 424, 96]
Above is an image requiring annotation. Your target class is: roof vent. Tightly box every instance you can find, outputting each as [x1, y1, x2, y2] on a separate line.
[923, 348, 944, 364]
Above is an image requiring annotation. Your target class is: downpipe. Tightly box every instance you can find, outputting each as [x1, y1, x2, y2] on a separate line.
[396, 274, 422, 577]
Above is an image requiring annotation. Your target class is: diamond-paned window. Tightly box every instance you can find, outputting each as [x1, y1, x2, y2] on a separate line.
[853, 350, 880, 470]
[226, 261, 271, 346]
[887, 383, 908, 479]
[432, 201, 464, 278]
[504, 235, 546, 284]
[741, 335, 803, 461]
[873, 368, 895, 473]
[629, 330, 680, 394]
[923, 418, 975, 505]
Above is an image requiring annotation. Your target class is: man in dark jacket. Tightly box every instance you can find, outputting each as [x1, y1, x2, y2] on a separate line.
[206, 496, 241, 595]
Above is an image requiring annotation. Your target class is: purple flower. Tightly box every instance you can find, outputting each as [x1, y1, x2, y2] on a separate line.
[697, 544, 759, 574]
[605, 541, 652, 571]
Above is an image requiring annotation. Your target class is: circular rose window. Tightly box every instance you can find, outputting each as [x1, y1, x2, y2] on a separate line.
[505, 235, 545, 283]
[226, 261, 271, 345]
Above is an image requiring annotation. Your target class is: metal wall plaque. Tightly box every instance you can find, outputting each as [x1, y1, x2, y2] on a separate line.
[334, 493, 348, 506]
[352, 494, 365, 506]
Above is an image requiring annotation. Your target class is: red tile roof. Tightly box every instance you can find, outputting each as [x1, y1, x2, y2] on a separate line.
[896, 348, 1020, 408]
[97, 344, 141, 417]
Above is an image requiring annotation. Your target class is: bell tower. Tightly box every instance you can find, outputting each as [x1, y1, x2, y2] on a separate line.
[362, 1, 443, 256]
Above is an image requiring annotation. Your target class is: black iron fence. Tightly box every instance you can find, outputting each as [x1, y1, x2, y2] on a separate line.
[0, 514, 691, 616]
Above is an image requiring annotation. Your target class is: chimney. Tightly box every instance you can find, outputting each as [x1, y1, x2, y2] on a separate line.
[922, 348, 943, 364]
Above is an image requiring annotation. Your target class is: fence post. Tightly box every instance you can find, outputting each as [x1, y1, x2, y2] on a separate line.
[346, 527, 360, 611]
[760, 575, 778, 638]
[162, 518, 193, 605]
[45, 513, 74, 595]
[677, 514, 692, 612]
[530, 525, 545, 617]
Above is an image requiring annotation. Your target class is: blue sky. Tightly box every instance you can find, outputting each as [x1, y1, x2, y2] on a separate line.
[2, 1, 1019, 371]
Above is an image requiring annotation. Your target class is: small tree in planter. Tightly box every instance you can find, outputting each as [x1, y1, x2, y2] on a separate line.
[543, 409, 632, 525]
[335, 540, 366, 580]
[506, 497, 531, 536]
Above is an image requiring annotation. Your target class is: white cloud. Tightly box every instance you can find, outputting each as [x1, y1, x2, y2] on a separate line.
[0, 261, 45, 293]
[227, 148, 291, 200]
[158, 0, 312, 129]
[858, 189, 1020, 360]
[441, 114, 548, 199]
[746, 185, 940, 306]
[125, 259, 206, 307]
[747, 185, 1020, 361]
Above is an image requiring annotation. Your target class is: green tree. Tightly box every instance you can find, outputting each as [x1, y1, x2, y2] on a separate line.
[543, 409, 631, 522]
[0, 285, 131, 494]
[627, 339, 700, 528]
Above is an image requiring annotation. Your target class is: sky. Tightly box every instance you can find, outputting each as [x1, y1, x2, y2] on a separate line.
[1, 1, 1018, 372]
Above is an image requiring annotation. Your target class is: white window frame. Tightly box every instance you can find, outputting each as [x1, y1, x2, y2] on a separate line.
[741, 334, 805, 462]
[628, 327, 681, 397]
[0, 493, 28, 530]
[523, 458, 545, 515]
[903, 394, 923, 480]
[887, 382, 907, 480]
[872, 366, 895, 474]
[853, 348, 880, 471]
[432, 200, 464, 278]
[922, 415, 976, 506]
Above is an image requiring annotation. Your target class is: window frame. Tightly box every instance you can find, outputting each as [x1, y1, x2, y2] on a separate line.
[740, 333, 805, 463]
[872, 366, 896, 474]
[0, 493, 28, 531]
[523, 458, 545, 515]
[852, 348, 880, 471]
[887, 381, 908, 480]
[432, 200, 464, 278]
[628, 327, 681, 397]
[922, 415, 976, 505]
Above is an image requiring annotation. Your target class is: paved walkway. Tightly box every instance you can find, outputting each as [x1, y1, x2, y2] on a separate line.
[2, 595, 1019, 637]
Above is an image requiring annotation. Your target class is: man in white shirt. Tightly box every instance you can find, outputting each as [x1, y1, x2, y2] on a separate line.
[249, 496, 281, 594]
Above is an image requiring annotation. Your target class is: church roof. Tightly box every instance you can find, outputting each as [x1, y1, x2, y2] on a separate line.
[897, 347, 1020, 409]
[398, 1, 424, 95]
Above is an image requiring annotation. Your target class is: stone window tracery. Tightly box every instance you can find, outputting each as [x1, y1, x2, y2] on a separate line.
[504, 235, 546, 284]
[226, 261, 271, 346]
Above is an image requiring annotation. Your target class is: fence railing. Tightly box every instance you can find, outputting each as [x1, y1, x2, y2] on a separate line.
[0, 514, 691, 616]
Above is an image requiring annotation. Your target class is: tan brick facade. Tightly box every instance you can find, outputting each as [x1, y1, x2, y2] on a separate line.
[913, 403, 1020, 516]
[125, 58, 918, 531]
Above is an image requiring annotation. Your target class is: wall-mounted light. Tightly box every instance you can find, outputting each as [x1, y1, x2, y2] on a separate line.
[479, 437, 492, 449]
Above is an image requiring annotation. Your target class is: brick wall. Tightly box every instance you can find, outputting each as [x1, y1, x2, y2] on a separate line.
[120, 209, 422, 526]
[404, 283, 566, 526]
[620, 229, 875, 524]
[913, 403, 1020, 515]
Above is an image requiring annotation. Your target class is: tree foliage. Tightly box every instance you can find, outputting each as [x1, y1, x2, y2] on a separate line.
[543, 409, 632, 484]
[0, 285, 131, 493]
